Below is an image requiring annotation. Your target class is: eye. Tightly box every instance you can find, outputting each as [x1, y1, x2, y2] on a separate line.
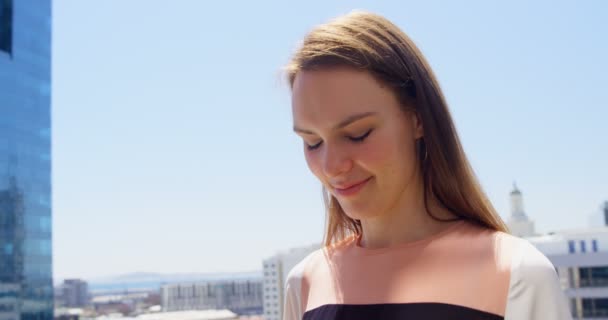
[306, 140, 323, 150]
[349, 129, 373, 142]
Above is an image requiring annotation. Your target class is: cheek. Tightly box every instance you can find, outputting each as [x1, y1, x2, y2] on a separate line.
[357, 131, 417, 175]
[304, 150, 325, 181]
[358, 130, 401, 167]
[354, 141, 385, 170]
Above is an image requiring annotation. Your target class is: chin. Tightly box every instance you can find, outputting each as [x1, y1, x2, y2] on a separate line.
[340, 203, 377, 221]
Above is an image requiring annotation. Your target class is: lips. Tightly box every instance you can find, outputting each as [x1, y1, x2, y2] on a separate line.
[332, 177, 372, 197]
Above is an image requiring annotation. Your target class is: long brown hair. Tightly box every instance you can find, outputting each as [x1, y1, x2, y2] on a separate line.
[285, 11, 508, 246]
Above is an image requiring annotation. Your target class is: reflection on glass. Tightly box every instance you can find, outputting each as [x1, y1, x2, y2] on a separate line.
[0, 1, 53, 319]
[0, 0, 12, 54]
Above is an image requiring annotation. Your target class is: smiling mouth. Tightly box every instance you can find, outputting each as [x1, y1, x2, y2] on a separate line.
[333, 177, 372, 197]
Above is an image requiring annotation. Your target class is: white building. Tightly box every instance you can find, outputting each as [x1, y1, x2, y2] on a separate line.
[528, 226, 608, 319]
[262, 244, 319, 320]
[507, 183, 536, 237]
[136, 309, 237, 320]
[90, 309, 238, 320]
[160, 280, 262, 315]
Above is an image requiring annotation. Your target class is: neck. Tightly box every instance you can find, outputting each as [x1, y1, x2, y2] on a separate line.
[358, 178, 459, 249]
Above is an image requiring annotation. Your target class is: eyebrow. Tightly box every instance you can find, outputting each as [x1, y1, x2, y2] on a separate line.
[293, 111, 377, 134]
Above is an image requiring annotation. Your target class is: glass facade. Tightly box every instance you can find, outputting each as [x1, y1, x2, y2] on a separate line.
[579, 266, 608, 288]
[0, 0, 12, 54]
[582, 298, 608, 318]
[0, 0, 53, 319]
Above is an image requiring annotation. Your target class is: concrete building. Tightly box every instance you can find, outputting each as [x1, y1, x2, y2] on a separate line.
[528, 225, 608, 319]
[136, 309, 238, 320]
[88, 309, 238, 320]
[161, 280, 262, 315]
[262, 244, 319, 320]
[53, 307, 83, 320]
[57, 279, 90, 308]
[506, 183, 536, 237]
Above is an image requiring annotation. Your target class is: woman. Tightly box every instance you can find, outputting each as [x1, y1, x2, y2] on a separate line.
[283, 10, 572, 320]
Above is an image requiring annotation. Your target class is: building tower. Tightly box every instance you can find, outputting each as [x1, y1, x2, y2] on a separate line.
[0, 1, 53, 319]
[506, 183, 536, 237]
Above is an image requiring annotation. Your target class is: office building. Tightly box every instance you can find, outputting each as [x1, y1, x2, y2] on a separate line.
[56, 279, 89, 308]
[529, 227, 608, 319]
[161, 279, 263, 315]
[262, 244, 318, 320]
[0, 0, 53, 319]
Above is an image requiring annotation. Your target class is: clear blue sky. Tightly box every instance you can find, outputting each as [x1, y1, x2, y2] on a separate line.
[52, 1, 608, 280]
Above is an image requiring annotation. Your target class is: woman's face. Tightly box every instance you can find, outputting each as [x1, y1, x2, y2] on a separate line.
[292, 68, 423, 220]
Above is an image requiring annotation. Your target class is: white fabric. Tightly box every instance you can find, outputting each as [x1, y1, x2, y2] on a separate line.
[504, 238, 572, 319]
[283, 252, 310, 320]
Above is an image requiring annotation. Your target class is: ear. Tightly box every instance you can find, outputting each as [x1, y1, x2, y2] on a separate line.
[412, 111, 424, 139]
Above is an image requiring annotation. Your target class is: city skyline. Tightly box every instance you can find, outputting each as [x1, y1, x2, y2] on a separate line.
[52, 1, 608, 280]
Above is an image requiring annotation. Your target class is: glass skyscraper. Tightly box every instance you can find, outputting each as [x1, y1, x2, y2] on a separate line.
[0, 0, 53, 319]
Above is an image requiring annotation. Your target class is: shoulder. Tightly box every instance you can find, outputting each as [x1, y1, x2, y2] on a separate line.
[285, 247, 324, 286]
[502, 234, 572, 319]
[492, 232, 558, 285]
[283, 248, 323, 320]
[509, 236, 559, 289]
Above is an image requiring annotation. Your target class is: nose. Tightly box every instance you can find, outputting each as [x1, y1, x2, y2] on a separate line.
[321, 143, 353, 178]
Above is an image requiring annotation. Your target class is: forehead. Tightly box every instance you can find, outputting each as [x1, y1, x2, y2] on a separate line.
[291, 68, 399, 128]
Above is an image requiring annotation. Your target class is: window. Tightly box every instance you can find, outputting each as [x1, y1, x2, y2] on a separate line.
[0, 302, 15, 312]
[0, 0, 12, 54]
[583, 298, 608, 318]
[581, 240, 587, 253]
[579, 266, 608, 287]
[568, 240, 575, 253]
[593, 239, 599, 252]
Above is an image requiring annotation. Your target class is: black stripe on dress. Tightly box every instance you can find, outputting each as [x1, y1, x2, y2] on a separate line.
[302, 302, 503, 320]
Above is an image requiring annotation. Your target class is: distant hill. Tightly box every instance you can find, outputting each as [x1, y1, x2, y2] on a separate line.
[80, 271, 262, 293]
